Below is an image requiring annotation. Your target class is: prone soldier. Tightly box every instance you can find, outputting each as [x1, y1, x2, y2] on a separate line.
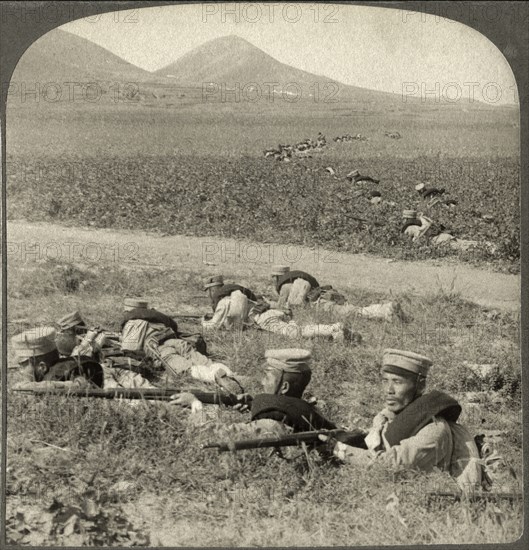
[172, 348, 336, 440]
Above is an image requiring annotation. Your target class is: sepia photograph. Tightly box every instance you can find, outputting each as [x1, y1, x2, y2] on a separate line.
[1, 1, 525, 546]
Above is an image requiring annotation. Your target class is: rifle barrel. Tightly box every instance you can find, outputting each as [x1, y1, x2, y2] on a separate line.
[426, 491, 523, 502]
[13, 386, 239, 405]
[203, 428, 366, 452]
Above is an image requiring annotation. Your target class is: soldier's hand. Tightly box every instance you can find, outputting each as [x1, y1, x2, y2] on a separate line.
[317, 435, 356, 461]
[170, 392, 202, 410]
[233, 393, 252, 412]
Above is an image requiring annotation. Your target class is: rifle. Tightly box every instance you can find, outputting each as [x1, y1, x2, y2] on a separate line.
[202, 428, 367, 452]
[13, 386, 243, 406]
[426, 491, 523, 503]
[169, 313, 205, 323]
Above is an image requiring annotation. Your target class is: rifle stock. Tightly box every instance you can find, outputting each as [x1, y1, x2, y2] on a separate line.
[13, 386, 241, 406]
[203, 428, 367, 452]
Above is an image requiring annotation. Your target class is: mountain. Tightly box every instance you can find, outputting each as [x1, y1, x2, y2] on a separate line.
[154, 34, 404, 104]
[11, 28, 153, 84]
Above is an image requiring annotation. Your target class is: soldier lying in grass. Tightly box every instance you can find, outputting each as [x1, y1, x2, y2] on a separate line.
[171, 348, 336, 439]
[120, 297, 244, 394]
[11, 326, 108, 389]
[401, 210, 496, 254]
[269, 265, 408, 322]
[319, 348, 485, 494]
[202, 275, 361, 343]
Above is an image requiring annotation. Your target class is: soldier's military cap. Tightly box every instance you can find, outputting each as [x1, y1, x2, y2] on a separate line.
[57, 311, 86, 331]
[265, 348, 312, 374]
[270, 265, 290, 276]
[123, 298, 149, 311]
[11, 327, 57, 363]
[203, 275, 224, 290]
[55, 331, 79, 356]
[382, 348, 432, 378]
[415, 183, 425, 191]
[402, 209, 418, 219]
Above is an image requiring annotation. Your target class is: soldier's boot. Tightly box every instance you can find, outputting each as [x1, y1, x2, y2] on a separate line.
[358, 303, 393, 320]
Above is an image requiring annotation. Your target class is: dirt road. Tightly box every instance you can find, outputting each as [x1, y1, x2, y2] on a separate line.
[6, 220, 520, 312]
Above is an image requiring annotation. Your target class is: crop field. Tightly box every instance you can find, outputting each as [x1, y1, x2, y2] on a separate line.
[6, 101, 521, 272]
[5, 255, 523, 546]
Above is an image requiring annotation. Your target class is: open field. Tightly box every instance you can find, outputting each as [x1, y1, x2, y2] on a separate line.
[6, 99, 520, 272]
[5, 78, 522, 545]
[5, 240, 522, 546]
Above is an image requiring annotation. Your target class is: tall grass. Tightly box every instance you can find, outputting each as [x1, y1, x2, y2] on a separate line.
[6, 259, 522, 546]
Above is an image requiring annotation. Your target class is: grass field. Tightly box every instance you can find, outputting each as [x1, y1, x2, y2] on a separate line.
[5, 94, 522, 545]
[5, 255, 522, 546]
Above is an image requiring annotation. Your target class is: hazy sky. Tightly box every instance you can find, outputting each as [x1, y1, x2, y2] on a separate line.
[62, 3, 518, 105]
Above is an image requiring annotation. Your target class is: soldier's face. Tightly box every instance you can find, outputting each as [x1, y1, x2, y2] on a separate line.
[261, 369, 281, 394]
[381, 372, 417, 413]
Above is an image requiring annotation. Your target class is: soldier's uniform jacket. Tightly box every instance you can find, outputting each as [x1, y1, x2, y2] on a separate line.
[120, 308, 179, 334]
[210, 284, 258, 311]
[250, 394, 336, 431]
[275, 271, 320, 293]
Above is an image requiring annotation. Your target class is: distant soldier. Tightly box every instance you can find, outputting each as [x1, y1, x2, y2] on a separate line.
[271, 266, 407, 322]
[202, 275, 258, 331]
[346, 170, 380, 184]
[202, 275, 358, 343]
[415, 183, 446, 199]
[270, 265, 319, 308]
[401, 210, 485, 252]
[120, 298, 244, 392]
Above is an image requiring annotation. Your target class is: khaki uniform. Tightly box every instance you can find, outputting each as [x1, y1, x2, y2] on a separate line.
[121, 319, 236, 385]
[202, 291, 252, 331]
[250, 308, 342, 340]
[277, 278, 312, 308]
[368, 413, 453, 472]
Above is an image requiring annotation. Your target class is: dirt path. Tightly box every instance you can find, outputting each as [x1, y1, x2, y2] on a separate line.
[6, 220, 520, 312]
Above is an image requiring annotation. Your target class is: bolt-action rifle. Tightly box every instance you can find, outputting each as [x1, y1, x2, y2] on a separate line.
[203, 428, 368, 452]
[13, 385, 243, 406]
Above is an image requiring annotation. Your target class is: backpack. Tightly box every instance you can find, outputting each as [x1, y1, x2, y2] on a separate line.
[307, 285, 346, 305]
[121, 319, 150, 352]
